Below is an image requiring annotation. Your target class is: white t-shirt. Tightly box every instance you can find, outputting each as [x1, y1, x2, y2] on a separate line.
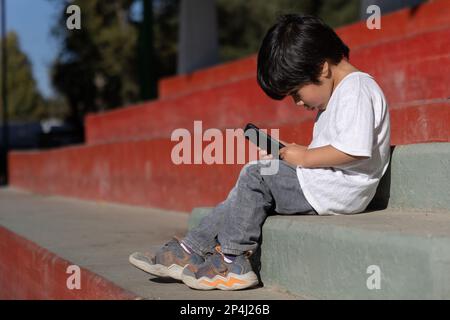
[297, 72, 391, 215]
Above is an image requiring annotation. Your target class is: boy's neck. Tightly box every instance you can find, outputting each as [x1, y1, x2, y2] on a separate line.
[330, 59, 360, 94]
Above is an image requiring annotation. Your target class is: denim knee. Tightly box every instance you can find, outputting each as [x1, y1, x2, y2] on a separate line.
[240, 159, 281, 178]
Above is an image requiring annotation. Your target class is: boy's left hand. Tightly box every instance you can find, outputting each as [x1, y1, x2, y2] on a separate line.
[279, 143, 308, 166]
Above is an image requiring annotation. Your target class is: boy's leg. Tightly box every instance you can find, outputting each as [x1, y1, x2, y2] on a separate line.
[218, 159, 315, 255]
[182, 159, 315, 257]
[180, 159, 315, 290]
[181, 185, 239, 256]
[129, 178, 242, 281]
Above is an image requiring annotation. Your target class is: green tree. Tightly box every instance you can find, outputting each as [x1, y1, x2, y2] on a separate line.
[152, 0, 179, 78]
[216, 0, 360, 62]
[318, 0, 361, 28]
[0, 32, 46, 121]
[50, 0, 141, 131]
[48, 0, 360, 127]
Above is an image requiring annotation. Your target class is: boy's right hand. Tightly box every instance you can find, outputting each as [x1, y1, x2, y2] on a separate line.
[257, 139, 290, 160]
[258, 147, 274, 160]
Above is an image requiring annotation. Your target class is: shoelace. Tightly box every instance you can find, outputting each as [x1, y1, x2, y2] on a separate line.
[215, 244, 254, 258]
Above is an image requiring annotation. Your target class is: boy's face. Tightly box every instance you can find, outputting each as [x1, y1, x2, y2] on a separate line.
[289, 61, 333, 112]
[289, 82, 331, 111]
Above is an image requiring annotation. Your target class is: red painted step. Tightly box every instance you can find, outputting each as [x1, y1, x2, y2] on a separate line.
[337, 0, 450, 49]
[0, 225, 137, 300]
[159, 55, 257, 100]
[86, 26, 450, 144]
[158, 0, 450, 99]
[350, 28, 450, 105]
[10, 102, 450, 212]
[85, 77, 314, 145]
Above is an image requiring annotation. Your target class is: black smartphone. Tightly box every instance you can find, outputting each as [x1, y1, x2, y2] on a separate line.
[244, 123, 286, 159]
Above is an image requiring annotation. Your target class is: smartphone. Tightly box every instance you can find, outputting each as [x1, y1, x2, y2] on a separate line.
[244, 123, 286, 159]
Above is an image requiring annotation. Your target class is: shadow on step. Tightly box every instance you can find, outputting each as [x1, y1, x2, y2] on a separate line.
[150, 277, 182, 284]
[365, 145, 395, 212]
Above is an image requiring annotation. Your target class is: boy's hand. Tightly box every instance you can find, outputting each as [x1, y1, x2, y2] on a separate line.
[279, 143, 308, 166]
[257, 139, 307, 164]
[257, 147, 274, 160]
[257, 139, 290, 160]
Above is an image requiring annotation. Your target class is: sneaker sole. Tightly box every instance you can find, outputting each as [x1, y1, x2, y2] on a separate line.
[182, 270, 259, 291]
[129, 253, 185, 280]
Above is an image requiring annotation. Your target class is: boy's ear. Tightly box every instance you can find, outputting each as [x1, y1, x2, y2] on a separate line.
[321, 61, 331, 78]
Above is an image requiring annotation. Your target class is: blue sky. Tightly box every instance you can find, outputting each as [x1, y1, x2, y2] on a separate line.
[7, 0, 60, 98]
[6, 0, 143, 99]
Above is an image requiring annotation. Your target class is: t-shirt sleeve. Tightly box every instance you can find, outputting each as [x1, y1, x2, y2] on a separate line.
[330, 88, 374, 157]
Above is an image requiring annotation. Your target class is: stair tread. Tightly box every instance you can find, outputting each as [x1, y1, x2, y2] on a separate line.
[191, 206, 450, 239]
[0, 187, 300, 300]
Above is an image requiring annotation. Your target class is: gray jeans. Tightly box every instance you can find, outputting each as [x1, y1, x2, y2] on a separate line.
[182, 159, 317, 256]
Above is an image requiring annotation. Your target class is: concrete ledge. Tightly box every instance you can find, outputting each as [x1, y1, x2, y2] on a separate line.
[0, 188, 299, 300]
[189, 207, 450, 299]
[365, 143, 450, 211]
[388, 143, 450, 210]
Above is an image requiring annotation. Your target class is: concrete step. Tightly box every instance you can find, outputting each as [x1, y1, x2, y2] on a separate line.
[85, 27, 450, 145]
[9, 143, 450, 213]
[0, 188, 301, 300]
[158, 0, 449, 100]
[188, 206, 450, 299]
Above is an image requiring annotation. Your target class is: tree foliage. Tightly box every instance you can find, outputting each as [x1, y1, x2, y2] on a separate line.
[0, 32, 47, 121]
[49, 0, 360, 123]
[50, 0, 140, 130]
[216, 0, 360, 62]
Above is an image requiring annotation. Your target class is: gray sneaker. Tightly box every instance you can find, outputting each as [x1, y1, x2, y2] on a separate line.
[129, 237, 205, 280]
[181, 245, 259, 290]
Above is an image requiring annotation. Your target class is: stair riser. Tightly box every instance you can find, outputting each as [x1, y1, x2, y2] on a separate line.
[9, 142, 450, 212]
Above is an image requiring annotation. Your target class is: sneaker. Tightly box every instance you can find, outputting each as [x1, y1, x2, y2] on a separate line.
[129, 237, 205, 281]
[181, 246, 259, 290]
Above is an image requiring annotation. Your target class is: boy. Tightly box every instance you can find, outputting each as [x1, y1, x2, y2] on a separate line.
[129, 14, 391, 291]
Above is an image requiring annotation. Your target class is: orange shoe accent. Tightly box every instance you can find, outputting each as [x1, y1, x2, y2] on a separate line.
[200, 276, 247, 288]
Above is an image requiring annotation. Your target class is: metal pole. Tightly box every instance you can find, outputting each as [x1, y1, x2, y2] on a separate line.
[178, 0, 219, 74]
[1, 0, 8, 185]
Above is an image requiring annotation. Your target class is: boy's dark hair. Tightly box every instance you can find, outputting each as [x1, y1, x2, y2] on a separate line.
[257, 14, 350, 100]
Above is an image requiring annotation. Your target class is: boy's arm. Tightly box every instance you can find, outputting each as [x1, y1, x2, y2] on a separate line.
[279, 144, 368, 168]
